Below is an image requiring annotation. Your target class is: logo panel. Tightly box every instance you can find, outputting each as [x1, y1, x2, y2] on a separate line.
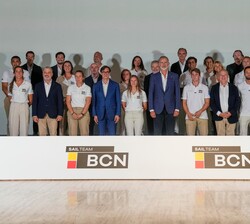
[66, 146, 128, 169]
[193, 146, 250, 169]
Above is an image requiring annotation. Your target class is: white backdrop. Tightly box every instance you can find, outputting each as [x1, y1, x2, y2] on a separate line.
[0, 0, 249, 135]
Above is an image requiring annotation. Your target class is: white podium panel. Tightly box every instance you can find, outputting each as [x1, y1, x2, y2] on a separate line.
[1, 136, 250, 180]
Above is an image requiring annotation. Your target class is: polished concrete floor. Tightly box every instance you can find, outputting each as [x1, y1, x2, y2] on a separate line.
[1, 180, 250, 223]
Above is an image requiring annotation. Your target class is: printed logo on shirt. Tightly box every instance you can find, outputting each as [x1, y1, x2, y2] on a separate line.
[81, 91, 85, 95]
[22, 89, 27, 92]
[66, 146, 129, 169]
[198, 90, 203, 93]
[136, 95, 140, 99]
[193, 146, 250, 169]
[71, 81, 75, 85]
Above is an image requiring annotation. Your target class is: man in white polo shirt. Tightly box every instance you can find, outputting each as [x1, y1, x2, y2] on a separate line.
[182, 68, 210, 135]
[238, 66, 250, 135]
[1, 56, 30, 135]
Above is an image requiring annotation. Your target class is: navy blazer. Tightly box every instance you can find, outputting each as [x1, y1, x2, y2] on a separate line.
[85, 74, 102, 91]
[32, 81, 64, 119]
[144, 73, 151, 97]
[51, 65, 59, 81]
[85, 74, 102, 115]
[22, 63, 43, 90]
[92, 79, 121, 120]
[210, 83, 240, 123]
[148, 71, 181, 114]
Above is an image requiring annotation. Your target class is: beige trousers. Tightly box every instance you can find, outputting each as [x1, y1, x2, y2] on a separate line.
[67, 108, 90, 136]
[9, 102, 29, 136]
[58, 106, 68, 136]
[215, 119, 236, 136]
[38, 114, 58, 136]
[186, 118, 208, 136]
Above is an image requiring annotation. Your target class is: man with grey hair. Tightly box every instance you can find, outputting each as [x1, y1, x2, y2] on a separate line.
[210, 69, 240, 135]
[32, 67, 63, 136]
[170, 48, 188, 76]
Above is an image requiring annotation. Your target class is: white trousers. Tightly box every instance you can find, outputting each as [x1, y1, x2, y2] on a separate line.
[9, 102, 29, 136]
[124, 111, 144, 136]
[239, 116, 250, 135]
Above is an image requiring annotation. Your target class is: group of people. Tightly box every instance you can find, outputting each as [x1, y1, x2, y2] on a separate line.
[1, 49, 250, 136]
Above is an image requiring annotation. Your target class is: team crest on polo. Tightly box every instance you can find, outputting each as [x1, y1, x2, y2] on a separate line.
[66, 146, 128, 169]
[193, 146, 250, 169]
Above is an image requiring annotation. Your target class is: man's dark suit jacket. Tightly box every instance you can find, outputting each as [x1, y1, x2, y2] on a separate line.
[144, 73, 151, 97]
[210, 82, 240, 124]
[226, 63, 243, 84]
[85, 75, 102, 114]
[170, 61, 188, 77]
[85, 74, 102, 91]
[22, 63, 43, 90]
[32, 81, 64, 119]
[51, 65, 59, 81]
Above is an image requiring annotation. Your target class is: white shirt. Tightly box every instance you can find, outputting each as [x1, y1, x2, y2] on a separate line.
[161, 72, 168, 92]
[179, 60, 186, 73]
[130, 69, 148, 77]
[219, 83, 229, 114]
[102, 80, 109, 97]
[57, 65, 62, 77]
[8, 81, 33, 103]
[234, 70, 245, 86]
[130, 69, 148, 90]
[180, 70, 206, 88]
[27, 64, 33, 75]
[204, 70, 216, 89]
[62, 75, 76, 86]
[67, 83, 92, 107]
[182, 83, 210, 119]
[44, 81, 52, 97]
[238, 81, 250, 116]
[2, 68, 30, 84]
[122, 90, 147, 112]
[92, 75, 100, 84]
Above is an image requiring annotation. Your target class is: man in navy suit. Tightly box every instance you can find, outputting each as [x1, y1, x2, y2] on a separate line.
[92, 65, 121, 135]
[51, 51, 65, 81]
[148, 56, 181, 135]
[32, 67, 63, 136]
[210, 69, 240, 135]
